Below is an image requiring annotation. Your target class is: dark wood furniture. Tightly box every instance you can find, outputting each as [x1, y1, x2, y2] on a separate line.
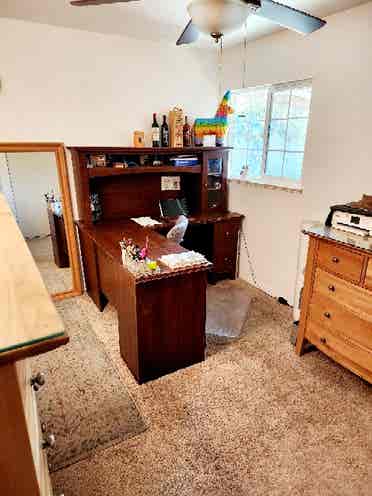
[69, 146, 243, 382]
[70, 146, 243, 279]
[296, 225, 372, 384]
[47, 206, 70, 268]
[77, 219, 209, 383]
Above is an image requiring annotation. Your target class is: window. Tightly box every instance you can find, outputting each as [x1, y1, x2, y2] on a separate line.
[228, 80, 312, 188]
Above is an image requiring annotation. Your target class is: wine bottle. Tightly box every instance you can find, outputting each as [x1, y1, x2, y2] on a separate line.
[161, 115, 169, 147]
[183, 116, 191, 147]
[152, 113, 160, 148]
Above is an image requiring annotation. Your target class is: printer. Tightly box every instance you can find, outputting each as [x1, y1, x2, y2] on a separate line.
[326, 195, 372, 237]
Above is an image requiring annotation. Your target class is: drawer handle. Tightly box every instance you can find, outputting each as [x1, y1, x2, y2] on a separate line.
[31, 372, 45, 392]
[324, 312, 331, 319]
[328, 285, 336, 292]
[225, 231, 230, 237]
[320, 337, 327, 344]
[42, 434, 56, 450]
[332, 257, 340, 264]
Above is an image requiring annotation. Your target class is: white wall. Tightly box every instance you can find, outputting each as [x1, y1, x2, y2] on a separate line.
[0, 152, 59, 238]
[0, 17, 218, 219]
[0, 18, 217, 146]
[223, 2, 372, 304]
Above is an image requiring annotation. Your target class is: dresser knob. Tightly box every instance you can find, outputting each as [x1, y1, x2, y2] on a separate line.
[328, 285, 336, 292]
[31, 372, 45, 391]
[332, 257, 339, 263]
[42, 434, 56, 449]
[324, 312, 331, 319]
[226, 231, 230, 237]
[320, 337, 327, 344]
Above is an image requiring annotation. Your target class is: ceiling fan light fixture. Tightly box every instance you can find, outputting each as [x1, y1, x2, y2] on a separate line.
[187, 0, 255, 38]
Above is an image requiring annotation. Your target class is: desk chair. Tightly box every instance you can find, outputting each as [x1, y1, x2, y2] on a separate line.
[166, 215, 189, 245]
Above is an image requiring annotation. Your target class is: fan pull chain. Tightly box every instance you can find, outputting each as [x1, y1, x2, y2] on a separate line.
[218, 35, 224, 99]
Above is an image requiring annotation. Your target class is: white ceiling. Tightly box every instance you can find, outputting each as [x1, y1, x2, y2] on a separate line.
[0, 0, 369, 47]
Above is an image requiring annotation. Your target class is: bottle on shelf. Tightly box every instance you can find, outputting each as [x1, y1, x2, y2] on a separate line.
[161, 115, 169, 147]
[152, 113, 160, 148]
[183, 116, 191, 147]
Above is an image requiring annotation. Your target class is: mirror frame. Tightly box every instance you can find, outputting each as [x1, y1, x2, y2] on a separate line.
[0, 142, 83, 300]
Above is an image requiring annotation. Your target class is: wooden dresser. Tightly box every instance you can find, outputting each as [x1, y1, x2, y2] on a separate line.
[296, 225, 372, 383]
[0, 194, 68, 495]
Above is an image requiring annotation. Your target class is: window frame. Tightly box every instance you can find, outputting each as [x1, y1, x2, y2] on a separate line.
[228, 79, 312, 190]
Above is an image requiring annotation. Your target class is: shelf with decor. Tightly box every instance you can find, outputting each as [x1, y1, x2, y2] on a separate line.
[88, 165, 201, 177]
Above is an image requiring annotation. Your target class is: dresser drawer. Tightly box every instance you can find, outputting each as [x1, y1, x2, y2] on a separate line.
[314, 268, 372, 319]
[306, 320, 372, 375]
[317, 241, 364, 283]
[309, 292, 372, 351]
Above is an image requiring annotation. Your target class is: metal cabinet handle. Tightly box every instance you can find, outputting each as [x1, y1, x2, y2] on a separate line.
[320, 337, 327, 344]
[31, 372, 45, 392]
[324, 312, 331, 319]
[332, 256, 340, 263]
[328, 285, 336, 292]
[225, 231, 230, 237]
[42, 434, 56, 450]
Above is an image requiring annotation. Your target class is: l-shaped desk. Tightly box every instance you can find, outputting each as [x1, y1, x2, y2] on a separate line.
[77, 218, 211, 383]
[70, 146, 243, 383]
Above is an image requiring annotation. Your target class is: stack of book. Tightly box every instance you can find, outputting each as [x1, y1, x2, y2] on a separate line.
[170, 155, 199, 167]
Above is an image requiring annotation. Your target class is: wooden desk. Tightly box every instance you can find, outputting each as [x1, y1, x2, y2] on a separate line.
[0, 194, 68, 496]
[77, 219, 211, 383]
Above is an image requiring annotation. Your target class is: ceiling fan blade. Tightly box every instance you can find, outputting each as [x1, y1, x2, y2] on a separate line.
[176, 20, 200, 46]
[253, 0, 326, 34]
[70, 0, 139, 6]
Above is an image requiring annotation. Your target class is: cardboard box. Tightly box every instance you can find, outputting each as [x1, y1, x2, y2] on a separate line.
[169, 107, 184, 148]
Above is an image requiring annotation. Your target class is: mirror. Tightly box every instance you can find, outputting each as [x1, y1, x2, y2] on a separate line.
[0, 143, 82, 300]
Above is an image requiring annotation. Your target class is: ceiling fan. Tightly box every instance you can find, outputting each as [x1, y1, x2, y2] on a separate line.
[70, 0, 326, 45]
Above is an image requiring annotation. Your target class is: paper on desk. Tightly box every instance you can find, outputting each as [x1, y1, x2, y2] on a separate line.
[131, 217, 162, 227]
[160, 251, 209, 269]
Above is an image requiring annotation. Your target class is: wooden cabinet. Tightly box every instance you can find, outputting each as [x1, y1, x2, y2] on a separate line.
[202, 150, 228, 213]
[296, 234, 372, 384]
[0, 194, 68, 495]
[213, 220, 241, 278]
[0, 360, 56, 496]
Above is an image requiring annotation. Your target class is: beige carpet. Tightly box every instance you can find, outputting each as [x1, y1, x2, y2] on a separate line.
[27, 236, 73, 294]
[51, 281, 372, 496]
[31, 297, 147, 471]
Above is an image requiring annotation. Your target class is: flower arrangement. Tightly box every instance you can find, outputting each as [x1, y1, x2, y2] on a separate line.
[119, 236, 159, 275]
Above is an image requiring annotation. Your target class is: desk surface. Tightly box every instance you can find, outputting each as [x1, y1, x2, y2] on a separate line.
[0, 194, 67, 364]
[77, 218, 213, 284]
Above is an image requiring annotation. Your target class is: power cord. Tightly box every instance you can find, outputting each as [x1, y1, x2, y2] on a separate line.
[240, 227, 260, 289]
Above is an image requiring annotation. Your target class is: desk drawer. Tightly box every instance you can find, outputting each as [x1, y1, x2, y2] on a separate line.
[317, 241, 364, 283]
[365, 258, 372, 290]
[314, 268, 372, 319]
[309, 292, 372, 351]
[213, 221, 239, 273]
[306, 319, 372, 375]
